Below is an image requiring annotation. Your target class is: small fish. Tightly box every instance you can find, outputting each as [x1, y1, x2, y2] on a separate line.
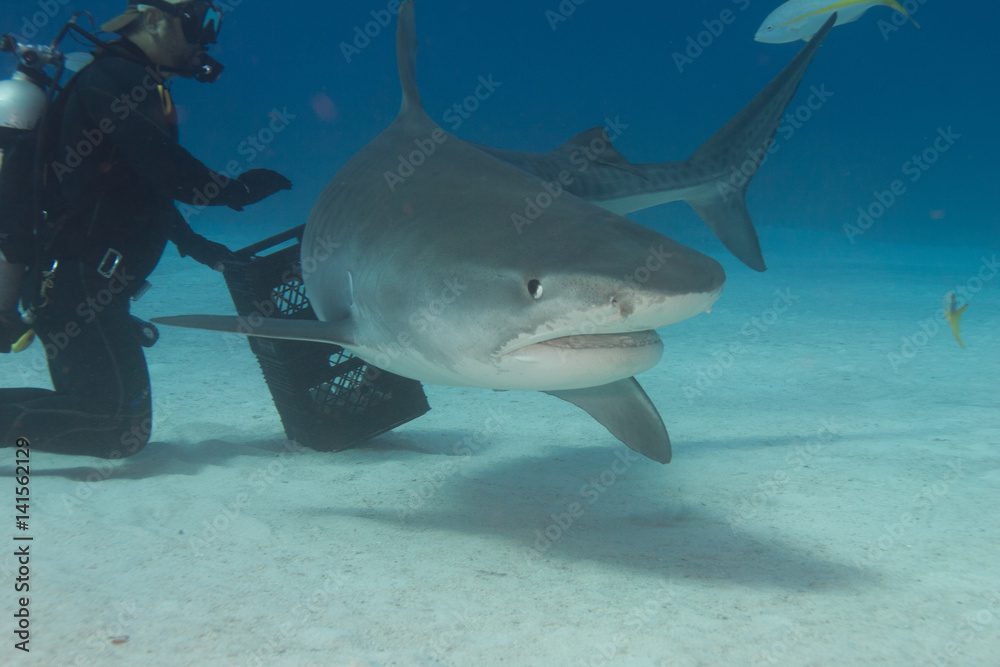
[755, 0, 919, 43]
[944, 291, 968, 349]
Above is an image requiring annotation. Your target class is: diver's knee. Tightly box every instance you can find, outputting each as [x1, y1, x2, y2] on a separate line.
[107, 431, 150, 458]
[95, 418, 152, 459]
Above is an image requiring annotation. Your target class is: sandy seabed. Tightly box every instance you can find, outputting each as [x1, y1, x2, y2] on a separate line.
[1, 228, 998, 666]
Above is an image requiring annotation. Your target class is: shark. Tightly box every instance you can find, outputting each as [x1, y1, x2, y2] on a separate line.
[477, 14, 833, 273]
[155, 3, 834, 464]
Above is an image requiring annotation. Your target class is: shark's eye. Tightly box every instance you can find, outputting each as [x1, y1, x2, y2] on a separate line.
[766, 25, 774, 31]
[527, 279, 543, 300]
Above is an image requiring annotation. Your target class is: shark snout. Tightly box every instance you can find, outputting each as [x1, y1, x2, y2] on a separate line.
[613, 247, 725, 328]
[643, 243, 726, 298]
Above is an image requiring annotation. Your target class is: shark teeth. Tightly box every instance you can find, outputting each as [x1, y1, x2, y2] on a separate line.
[535, 330, 661, 350]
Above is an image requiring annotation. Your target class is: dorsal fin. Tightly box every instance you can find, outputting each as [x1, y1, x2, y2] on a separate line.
[559, 127, 649, 181]
[397, 0, 422, 115]
[560, 127, 626, 163]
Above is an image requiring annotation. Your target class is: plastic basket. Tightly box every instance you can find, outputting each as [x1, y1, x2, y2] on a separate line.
[222, 226, 430, 451]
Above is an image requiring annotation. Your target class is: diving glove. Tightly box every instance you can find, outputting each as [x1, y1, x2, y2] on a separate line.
[222, 169, 293, 211]
[178, 235, 245, 273]
[0, 310, 34, 354]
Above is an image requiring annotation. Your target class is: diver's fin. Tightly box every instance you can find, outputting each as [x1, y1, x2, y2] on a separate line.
[396, 0, 421, 114]
[545, 377, 671, 464]
[686, 13, 836, 272]
[152, 315, 356, 346]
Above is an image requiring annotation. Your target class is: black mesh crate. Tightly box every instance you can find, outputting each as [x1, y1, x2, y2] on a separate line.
[223, 226, 430, 451]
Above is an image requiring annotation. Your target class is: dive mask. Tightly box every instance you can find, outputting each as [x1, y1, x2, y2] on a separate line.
[130, 0, 225, 82]
[136, 0, 223, 46]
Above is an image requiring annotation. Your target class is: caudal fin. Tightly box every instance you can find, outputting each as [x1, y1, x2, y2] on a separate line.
[686, 14, 836, 272]
[885, 0, 921, 29]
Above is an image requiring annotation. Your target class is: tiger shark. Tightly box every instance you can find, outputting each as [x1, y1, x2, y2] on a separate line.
[155, 4, 833, 464]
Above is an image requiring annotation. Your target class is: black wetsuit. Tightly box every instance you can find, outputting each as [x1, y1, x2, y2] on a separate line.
[0, 41, 253, 458]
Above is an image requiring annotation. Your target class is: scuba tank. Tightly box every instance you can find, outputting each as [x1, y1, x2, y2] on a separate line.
[0, 73, 47, 135]
[0, 37, 59, 248]
[0, 22, 93, 352]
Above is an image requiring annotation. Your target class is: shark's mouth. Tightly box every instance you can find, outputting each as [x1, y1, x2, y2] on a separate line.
[531, 329, 662, 351]
[499, 329, 662, 358]
[494, 329, 664, 390]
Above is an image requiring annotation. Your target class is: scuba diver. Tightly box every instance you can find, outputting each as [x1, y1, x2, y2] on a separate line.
[0, 0, 292, 457]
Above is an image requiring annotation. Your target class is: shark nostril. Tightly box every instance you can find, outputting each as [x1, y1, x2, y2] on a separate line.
[612, 296, 634, 318]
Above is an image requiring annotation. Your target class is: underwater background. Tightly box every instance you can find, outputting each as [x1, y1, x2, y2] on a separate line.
[1, 1, 998, 665]
[4, 0, 997, 250]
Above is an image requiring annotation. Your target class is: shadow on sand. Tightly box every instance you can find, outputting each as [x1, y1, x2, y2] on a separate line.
[307, 439, 875, 591]
[0, 436, 296, 481]
[4, 427, 875, 590]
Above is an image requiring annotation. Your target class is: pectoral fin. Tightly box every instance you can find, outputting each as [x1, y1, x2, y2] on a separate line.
[152, 314, 356, 347]
[545, 377, 671, 464]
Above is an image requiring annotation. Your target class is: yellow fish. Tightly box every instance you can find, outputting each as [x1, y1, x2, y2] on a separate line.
[756, 0, 919, 43]
[944, 291, 968, 349]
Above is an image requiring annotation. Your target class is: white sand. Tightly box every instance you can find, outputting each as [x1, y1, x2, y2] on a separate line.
[1, 229, 998, 666]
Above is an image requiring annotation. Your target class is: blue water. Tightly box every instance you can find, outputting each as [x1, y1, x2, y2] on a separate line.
[2, 2, 998, 665]
[3, 0, 997, 252]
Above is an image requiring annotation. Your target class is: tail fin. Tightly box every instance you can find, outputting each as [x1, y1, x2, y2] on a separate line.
[885, 0, 921, 29]
[686, 14, 836, 272]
